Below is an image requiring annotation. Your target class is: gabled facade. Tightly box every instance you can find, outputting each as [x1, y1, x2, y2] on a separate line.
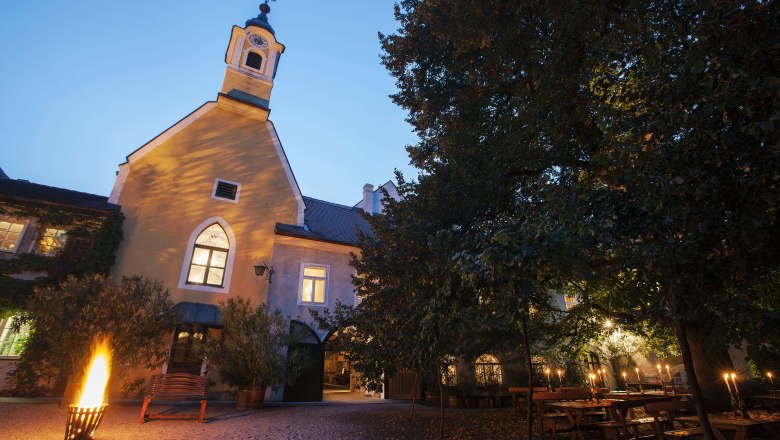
[108, 4, 396, 401]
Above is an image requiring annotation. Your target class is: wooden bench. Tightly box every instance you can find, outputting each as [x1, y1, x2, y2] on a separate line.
[138, 373, 208, 423]
[644, 399, 696, 439]
[596, 397, 673, 440]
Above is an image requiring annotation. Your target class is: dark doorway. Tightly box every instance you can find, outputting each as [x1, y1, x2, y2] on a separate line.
[323, 331, 352, 397]
[283, 321, 324, 402]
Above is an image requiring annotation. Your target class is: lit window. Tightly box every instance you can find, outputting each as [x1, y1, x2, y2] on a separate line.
[300, 265, 327, 304]
[0, 316, 29, 357]
[564, 295, 578, 310]
[475, 354, 503, 385]
[186, 224, 230, 287]
[37, 228, 67, 256]
[245, 51, 263, 70]
[0, 221, 25, 253]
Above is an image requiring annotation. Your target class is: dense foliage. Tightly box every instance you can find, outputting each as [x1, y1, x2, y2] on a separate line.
[0, 202, 123, 316]
[207, 297, 299, 391]
[11, 274, 176, 395]
[364, 0, 778, 435]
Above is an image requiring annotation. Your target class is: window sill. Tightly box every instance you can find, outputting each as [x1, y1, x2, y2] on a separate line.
[0, 355, 21, 360]
[298, 302, 326, 307]
[180, 283, 229, 294]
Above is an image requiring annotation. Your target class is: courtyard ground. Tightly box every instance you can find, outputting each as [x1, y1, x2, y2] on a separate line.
[0, 397, 522, 440]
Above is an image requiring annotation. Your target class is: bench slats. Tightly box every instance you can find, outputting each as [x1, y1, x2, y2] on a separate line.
[139, 373, 208, 423]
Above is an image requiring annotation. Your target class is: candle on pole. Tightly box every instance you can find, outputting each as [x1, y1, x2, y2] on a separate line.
[665, 365, 672, 382]
[724, 373, 739, 415]
[657, 364, 667, 395]
[622, 371, 630, 395]
[597, 368, 605, 388]
[635, 367, 644, 394]
[768, 372, 776, 397]
[730, 373, 749, 418]
[557, 369, 563, 389]
[545, 367, 552, 391]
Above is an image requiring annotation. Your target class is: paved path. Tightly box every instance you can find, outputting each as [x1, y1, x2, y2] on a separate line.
[0, 397, 522, 439]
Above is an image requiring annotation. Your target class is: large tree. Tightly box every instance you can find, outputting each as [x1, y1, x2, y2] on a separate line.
[380, 0, 779, 436]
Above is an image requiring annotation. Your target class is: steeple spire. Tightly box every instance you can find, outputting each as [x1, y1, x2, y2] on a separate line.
[246, 1, 276, 35]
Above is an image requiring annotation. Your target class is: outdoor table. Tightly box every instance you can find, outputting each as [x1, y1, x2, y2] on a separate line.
[602, 391, 671, 400]
[545, 400, 611, 440]
[508, 386, 531, 413]
[751, 395, 780, 411]
[676, 409, 780, 440]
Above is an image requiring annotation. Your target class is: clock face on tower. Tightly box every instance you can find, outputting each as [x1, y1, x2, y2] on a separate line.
[247, 34, 269, 49]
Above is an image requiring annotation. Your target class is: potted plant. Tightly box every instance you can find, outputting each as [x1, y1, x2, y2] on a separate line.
[207, 297, 290, 409]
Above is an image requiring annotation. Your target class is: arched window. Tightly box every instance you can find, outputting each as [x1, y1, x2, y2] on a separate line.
[475, 354, 503, 385]
[186, 223, 229, 287]
[245, 51, 263, 70]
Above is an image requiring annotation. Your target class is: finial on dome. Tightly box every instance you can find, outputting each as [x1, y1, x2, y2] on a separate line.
[260, 1, 272, 15]
[246, 0, 277, 35]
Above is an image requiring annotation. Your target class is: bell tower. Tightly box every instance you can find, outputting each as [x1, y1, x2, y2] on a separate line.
[219, 2, 285, 112]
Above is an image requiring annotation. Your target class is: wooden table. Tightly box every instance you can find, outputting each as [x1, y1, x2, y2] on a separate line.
[752, 395, 780, 411]
[602, 391, 672, 400]
[545, 400, 610, 440]
[676, 410, 780, 440]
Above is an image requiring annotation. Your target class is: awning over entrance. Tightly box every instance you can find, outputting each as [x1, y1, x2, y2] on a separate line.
[172, 302, 221, 326]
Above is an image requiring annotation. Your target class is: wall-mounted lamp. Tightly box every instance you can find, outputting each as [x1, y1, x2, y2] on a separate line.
[254, 262, 274, 283]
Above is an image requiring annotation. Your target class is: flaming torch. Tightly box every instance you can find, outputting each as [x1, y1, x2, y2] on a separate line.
[65, 336, 112, 440]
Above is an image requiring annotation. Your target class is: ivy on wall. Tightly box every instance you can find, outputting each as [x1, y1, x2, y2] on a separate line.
[0, 201, 124, 316]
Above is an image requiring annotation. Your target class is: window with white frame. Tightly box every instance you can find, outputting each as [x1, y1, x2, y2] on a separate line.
[0, 221, 25, 253]
[475, 354, 503, 385]
[0, 316, 29, 357]
[37, 228, 67, 256]
[186, 224, 230, 287]
[300, 265, 328, 304]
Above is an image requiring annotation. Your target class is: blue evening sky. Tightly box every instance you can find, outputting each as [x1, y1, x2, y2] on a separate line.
[0, 1, 417, 206]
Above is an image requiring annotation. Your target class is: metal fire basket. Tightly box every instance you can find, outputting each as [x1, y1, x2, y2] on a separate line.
[65, 404, 108, 440]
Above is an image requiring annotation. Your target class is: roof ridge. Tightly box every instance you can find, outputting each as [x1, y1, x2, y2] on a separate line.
[302, 196, 361, 211]
[2, 179, 109, 200]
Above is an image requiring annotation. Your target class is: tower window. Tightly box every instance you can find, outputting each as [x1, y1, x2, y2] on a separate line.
[245, 52, 263, 70]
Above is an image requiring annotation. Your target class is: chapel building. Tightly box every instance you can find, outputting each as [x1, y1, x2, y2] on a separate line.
[108, 3, 397, 402]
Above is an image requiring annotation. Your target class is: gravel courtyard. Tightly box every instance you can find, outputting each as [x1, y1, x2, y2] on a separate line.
[0, 399, 521, 439]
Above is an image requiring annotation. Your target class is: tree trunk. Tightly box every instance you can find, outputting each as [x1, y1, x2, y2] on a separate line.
[685, 322, 735, 411]
[438, 369, 445, 440]
[520, 311, 534, 440]
[409, 371, 418, 421]
[672, 315, 715, 440]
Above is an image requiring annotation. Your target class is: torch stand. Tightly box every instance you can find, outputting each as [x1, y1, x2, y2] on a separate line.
[65, 404, 108, 440]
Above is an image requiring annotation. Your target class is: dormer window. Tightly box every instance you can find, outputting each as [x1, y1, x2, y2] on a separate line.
[212, 179, 240, 204]
[245, 51, 263, 70]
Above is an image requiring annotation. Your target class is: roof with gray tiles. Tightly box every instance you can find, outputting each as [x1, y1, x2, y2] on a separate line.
[275, 196, 372, 246]
[0, 178, 120, 213]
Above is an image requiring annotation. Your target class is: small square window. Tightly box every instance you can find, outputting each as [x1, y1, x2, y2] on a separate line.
[300, 264, 328, 305]
[211, 179, 241, 203]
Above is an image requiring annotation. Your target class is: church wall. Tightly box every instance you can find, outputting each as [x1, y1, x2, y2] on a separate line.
[268, 237, 358, 342]
[110, 106, 301, 307]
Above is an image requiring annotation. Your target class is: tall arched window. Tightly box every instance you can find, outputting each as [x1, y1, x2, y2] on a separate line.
[186, 223, 230, 287]
[245, 51, 263, 70]
[475, 354, 503, 385]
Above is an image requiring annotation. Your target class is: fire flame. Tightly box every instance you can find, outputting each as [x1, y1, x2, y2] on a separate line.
[76, 336, 112, 408]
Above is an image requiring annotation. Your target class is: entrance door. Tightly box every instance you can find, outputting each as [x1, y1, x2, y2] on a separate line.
[283, 322, 324, 402]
